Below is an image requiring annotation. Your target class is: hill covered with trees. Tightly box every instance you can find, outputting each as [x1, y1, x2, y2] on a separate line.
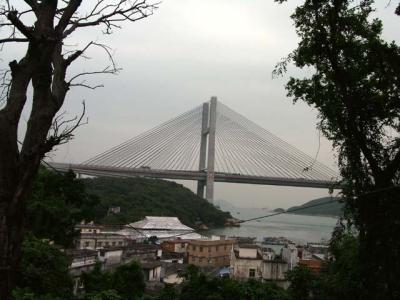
[83, 176, 232, 228]
[286, 197, 343, 217]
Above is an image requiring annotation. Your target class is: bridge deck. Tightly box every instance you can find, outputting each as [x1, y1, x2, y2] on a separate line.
[49, 163, 339, 189]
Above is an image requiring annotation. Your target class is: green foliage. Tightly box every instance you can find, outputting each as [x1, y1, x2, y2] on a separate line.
[12, 288, 63, 300]
[83, 290, 124, 300]
[82, 261, 145, 300]
[84, 176, 231, 228]
[276, 0, 400, 297]
[155, 284, 178, 300]
[81, 263, 113, 294]
[27, 168, 99, 247]
[112, 262, 146, 299]
[285, 265, 315, 300]
[313, 233, 361, 300]
[179, 265, 288, 300]
[16, 234, 73, 299]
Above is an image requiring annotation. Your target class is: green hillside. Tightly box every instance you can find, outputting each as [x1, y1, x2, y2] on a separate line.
[286, 197, 343, 217]
[83, 176, 231, 228]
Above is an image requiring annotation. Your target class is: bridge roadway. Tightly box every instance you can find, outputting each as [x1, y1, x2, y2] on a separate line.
[49, 162, 337, 189]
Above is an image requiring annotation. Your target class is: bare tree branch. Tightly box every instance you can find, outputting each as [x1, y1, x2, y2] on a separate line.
[63, 0, 159, 37]
[0, 38, 28, 44]
[45, 101, 88, 151]
[6, 10, 34, 39]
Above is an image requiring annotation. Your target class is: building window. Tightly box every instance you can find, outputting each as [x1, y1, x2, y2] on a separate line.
[118, 241, 123, 246]
[192, 256, 196, 262]
[200, 246, 203, 252]
[216, 246, 219, 251]
[84, 241, 90, 248]
[192, 245, 196, 251]
[199, 258, 203, 263]
[224, 245, 227, 250]
[208, 247, 212, 252]
[105, 242, 109, 246]
[112, 242, 116, 246]
[249, 268, 256, 278]
[98, 242, 103, 247]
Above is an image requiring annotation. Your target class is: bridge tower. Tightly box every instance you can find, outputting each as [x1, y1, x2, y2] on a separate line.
[197, 97, 217, 203]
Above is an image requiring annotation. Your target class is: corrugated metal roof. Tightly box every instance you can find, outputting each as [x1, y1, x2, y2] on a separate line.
[127, 216, 194, 231]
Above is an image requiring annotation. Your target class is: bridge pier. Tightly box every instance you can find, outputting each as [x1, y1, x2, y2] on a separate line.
[196, 97, 217, 203]
[197, 102, 209, 199]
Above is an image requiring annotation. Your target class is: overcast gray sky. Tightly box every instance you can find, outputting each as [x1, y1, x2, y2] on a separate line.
[4, 0, 399, 209]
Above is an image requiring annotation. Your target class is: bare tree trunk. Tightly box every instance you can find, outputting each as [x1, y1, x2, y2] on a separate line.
[0, 53, 33, 298]
[0, 31, 60, 300]
[0, 1, 156, 298]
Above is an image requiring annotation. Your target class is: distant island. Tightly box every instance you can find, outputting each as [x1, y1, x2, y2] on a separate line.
[275, 197, 343, 217]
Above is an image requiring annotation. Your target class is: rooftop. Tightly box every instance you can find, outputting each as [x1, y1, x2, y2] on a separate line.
[239, 244, 259, 249]
[233, 249, 262, 260]
[141, 261, 162, 269]
[189, 239, 235, 246]
[128, 216, 193, 231]
[65, 249, 98, 259]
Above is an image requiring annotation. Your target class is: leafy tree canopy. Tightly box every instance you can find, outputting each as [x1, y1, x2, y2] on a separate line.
[15, 234, 73, 300]
[275, 0, 400, 297]
[26, 168, 99, 247]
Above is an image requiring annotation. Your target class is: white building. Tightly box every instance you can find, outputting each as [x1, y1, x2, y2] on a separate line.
[231, 244, 288, 285]
[119, 216, 204, 241]
[281, 243, 299, 270]
[231, 244, 263, 280]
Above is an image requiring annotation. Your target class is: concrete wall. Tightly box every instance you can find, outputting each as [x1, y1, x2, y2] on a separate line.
[78, 234, 126, 250]
[262, 261, 288, 281]
[187, 240, 234, 267]
[146, 266, 161, 282]
[282, 244, 298, 270]
[231, 255, 263, 281]
[238, 248, 258, 259]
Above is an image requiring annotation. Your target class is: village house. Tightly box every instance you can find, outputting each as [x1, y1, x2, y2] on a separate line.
[142, 261, 163, 282]
[66, 249, 99, 295]
[161, 239, 190, 254]
[281, 243, 299, 270]
[76, 222, 104, 234]
[230, 244, 288, 285]
[123, 243, 162, 263]
[98, 247, 124, 269]
[187, 237, 235, 267]
[76, 232, 128, 250]
[231, 244, 263, 280]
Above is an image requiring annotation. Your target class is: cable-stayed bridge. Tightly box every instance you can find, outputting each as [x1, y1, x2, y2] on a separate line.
[50, 97, 338, 202]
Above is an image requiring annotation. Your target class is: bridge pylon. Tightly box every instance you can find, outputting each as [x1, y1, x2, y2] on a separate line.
[197, 97, 217, 203]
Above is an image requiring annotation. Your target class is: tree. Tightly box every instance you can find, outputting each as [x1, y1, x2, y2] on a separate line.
[83, 290, 124, 300]
[15, 234, 73, 299]
[111, 262, 146, 300]
[275, 0, 400, 297]
[81, 263, 113, 295]
[0, 1, 157, 298]
[285, 265, 315, 300]
[27, 168, 99, 247]
[314, 233, 361, 300]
